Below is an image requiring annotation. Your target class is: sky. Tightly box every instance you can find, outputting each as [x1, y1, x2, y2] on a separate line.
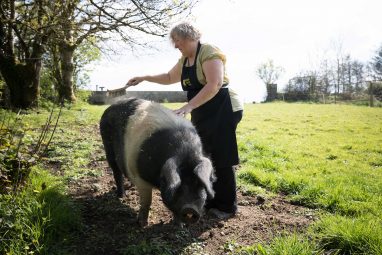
[89, 0, 382, 103]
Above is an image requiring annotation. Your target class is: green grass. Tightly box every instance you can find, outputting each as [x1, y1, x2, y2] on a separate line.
[0, 103, 101, 255]
[256, 234, 317, 255]
[2, 101, 381, 254]
[222, 233, 318, 255]
[0, 166, 81, 254]
[237, 103, 382, 214]
[313, 215, 382, 254]
[24, 103, 108, 181]
[236, 102, 382, 254]
[120, 239, 175, 255]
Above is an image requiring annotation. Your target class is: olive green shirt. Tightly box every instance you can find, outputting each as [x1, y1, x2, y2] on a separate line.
[177, 43, 243, 112]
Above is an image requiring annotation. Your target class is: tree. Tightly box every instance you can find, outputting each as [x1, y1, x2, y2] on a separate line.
[366, 44, 382, 104]
[256, 59, 284, 101]
[256, 59, 285, 85]
[283, 72, 319, 102]
[72, 39, 101, 91]
[40, 37, 101, 101]
[351, 60, 365, 93]
[329, 38, 346, 103]
[317, 59, 334, 95]
[49, 0, 198, 103]
[0, 0, 198, 108]
[370, 44, 382, 81]
[0, 72, 6, 106]
[338, 55, 367, 95]
[0, 0, 57, 108]
[369, 82, 382, 101]
[341, 55, 352, 94]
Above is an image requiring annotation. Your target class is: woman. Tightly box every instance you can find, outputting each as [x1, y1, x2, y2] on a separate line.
[127, 22, 243, 219]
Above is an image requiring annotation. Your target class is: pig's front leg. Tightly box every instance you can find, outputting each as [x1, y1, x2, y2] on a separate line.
[137, 184, 152, 227]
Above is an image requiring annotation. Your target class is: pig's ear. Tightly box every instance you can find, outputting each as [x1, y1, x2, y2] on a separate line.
[194, 157, 216, 199]
[160, 157, 181, 202]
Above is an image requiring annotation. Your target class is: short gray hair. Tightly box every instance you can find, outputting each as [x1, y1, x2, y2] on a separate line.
[170, 22, 201, 42]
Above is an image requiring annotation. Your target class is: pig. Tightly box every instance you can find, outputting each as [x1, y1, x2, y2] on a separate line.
[99, 98, 215, 226]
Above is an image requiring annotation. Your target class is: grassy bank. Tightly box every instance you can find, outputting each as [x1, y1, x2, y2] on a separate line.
[0, 103, 103, 254]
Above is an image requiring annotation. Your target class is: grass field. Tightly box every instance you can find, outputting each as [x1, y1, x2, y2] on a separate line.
[1, 101, 382, 254]
[236, 102, 382, 254]
[238, 103, 382, 213]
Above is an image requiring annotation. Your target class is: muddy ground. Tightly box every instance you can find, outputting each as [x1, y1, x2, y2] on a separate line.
[67, 157, 316, 255]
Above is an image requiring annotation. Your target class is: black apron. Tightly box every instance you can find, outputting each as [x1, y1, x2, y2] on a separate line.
[181, 42, 239, 168]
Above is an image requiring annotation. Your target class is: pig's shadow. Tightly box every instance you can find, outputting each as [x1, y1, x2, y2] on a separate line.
[72, 189, 220, 254]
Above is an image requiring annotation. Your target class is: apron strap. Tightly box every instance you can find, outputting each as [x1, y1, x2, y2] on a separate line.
[183, 41, 202, 67]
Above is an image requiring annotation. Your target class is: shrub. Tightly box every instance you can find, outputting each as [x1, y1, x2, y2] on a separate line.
[370, 82, 382, 101]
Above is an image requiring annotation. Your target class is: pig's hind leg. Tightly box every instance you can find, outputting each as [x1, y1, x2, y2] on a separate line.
[112, 151, 127, 198]
[103, 140, 126, 198]
[136, 180, 153, 227]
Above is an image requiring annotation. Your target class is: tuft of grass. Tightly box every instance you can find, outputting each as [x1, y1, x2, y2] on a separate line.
[312, 214, 382, 255]
[289, 186, 324, 208]
[30, 167, 82, 250]
[120, 239, 174, 255]
[237, 168, 307, 196]
[256, 234, 318, 255]
[0, 166, 81, 254]
[223, 233, 319, 255]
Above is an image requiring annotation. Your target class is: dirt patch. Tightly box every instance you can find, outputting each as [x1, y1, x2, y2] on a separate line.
[67, 162, 316, 255]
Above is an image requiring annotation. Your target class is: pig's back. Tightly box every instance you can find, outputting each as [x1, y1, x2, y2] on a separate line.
[123, 100, 193, 183]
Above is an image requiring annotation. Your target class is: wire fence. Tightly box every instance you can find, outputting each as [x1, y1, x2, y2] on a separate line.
[277, 92, 381, 107]
[267, 82, 382, 107]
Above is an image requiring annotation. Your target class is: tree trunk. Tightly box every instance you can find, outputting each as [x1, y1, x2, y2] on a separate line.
[0, 55, 40, 109]
[58, 42, 76, 103]
[369, 82, 374, 107]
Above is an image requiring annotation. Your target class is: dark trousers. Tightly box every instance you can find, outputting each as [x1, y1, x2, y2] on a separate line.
[209, 166, 238, 213]
[206, 110, 243, 213]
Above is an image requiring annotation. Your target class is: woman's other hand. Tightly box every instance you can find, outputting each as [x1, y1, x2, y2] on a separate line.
[174, 104, 195, 117]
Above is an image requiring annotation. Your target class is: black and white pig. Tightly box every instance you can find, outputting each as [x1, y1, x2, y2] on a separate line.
[99, 98, 215, 226]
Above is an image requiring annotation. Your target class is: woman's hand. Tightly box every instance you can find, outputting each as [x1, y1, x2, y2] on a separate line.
[127, 76, 145, 86]
[174, 104, 195, 117]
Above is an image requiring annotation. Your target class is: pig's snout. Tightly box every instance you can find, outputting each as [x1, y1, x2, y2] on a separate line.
[181, 205, 200, 224]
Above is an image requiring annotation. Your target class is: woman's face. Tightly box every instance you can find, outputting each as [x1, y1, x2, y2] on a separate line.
[172, 35, 193, 57]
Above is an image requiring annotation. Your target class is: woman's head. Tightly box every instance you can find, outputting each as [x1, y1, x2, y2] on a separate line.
[170, 22, 201, 43]
[170, 22, 201, 56]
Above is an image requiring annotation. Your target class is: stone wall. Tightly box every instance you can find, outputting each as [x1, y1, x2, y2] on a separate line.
[88, 90, 187, 105]
[88, 91, 108, 105]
